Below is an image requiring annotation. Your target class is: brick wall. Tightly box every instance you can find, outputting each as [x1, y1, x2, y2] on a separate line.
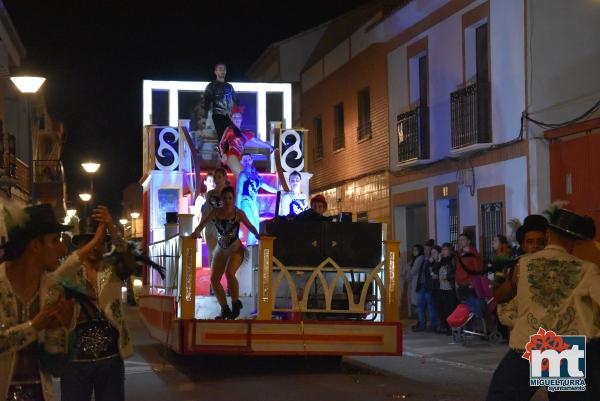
[313, 171, 391, 237]
[302, 44, 390, 192]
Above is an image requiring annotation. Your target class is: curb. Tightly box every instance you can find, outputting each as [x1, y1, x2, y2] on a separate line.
[343, 346, 498, 376]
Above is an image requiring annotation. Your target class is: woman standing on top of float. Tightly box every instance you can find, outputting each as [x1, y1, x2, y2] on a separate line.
[191, 186, 260, 320]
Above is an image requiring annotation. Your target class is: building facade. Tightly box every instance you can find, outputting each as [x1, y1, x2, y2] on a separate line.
[301, 2, 394, 231]
[0, 1, 66, 214]
[249, 0, 600, 259]
[526, 0, 600, 240]
[385, 0, 527, 262]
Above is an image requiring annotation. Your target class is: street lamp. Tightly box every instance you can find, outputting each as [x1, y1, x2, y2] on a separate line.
[130, 212, 140, 238]
[10, 73, 46, 203]
[10, 76, 46, 94]
[79, 193, 92, 232]
[119, 218, 128, 225]
[81, 162, 100, 196]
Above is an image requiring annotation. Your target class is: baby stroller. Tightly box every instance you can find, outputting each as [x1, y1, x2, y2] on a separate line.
[447, 275, 501, 345]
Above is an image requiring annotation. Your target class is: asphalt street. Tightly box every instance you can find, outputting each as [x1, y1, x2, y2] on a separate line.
[52, 306, 549, 401]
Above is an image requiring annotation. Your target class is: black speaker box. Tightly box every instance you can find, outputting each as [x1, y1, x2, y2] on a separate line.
[261, 220, 382, 267]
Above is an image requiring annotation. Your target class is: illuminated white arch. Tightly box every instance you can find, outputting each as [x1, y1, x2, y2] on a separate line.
[142, 80, 293, 141]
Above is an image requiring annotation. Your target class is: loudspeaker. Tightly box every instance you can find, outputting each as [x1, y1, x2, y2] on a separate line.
[261, 220, 383, 268]
[261, 220, 325, 265]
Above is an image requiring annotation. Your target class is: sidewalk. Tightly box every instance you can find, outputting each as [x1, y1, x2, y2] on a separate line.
[345, 320, 549, 401]
[346, 319, 507, 374]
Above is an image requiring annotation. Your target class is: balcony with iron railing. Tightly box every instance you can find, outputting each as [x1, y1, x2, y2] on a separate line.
[450, 80, 491, 150]
[396, 105, 429, 164]
[0, 133, 16, 179]
[357, 120, 372, 141]
[34, 160, 66, 212]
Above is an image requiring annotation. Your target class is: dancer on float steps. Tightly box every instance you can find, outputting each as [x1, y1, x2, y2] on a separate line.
[202, 167, 230, 266]
[191, 186, 260, 319]
[219, 104, 275, 178]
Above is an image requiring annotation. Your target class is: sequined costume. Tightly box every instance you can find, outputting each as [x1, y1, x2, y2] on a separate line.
[236, 172, 262, 246]
[0, 253, 82, 401]
[202, 189, 222, 265]
[211, 210, 245, 284]
[219, 127, 254, 163]
[59, 236, 133, 401]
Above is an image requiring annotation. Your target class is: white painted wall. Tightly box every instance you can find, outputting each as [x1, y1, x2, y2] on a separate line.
[391, 157, 528, 250]
[387, 0, 526, 170]
[489, 0, 526, 144]
[279, 25, 328, 82]
[379, 0, 451, 43]
[527, 0, 600, 212]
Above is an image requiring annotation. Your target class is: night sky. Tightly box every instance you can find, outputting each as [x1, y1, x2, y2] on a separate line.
[4, 0, 367, 217]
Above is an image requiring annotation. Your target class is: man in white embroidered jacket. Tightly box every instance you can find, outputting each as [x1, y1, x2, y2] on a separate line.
[60, 206, 136, 401]
[0, 204, 107, 401]
[487, 208, 600, 401]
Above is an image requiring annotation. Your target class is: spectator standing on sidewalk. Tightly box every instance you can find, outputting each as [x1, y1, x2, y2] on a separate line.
[437, 243, 458, 335]
[407, 244, 425, 319]
[414, 244, 438, 332]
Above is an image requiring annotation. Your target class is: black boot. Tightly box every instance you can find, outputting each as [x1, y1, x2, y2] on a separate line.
[230, 300, 243, 319]
[216, 304, 232, 320]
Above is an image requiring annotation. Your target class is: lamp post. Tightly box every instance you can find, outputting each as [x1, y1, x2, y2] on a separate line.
[119, 218, 128, 237]
[81, 162, 100, 197]
[130, 212, 140, 238]
[10, 75, 46, 203]
[79, 193, 92, 233]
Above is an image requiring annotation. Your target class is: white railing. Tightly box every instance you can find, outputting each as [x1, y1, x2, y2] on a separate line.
[147, 234, 181, 296]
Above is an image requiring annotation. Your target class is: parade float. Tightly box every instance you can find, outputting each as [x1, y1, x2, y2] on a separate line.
[138, 80, 402, 356]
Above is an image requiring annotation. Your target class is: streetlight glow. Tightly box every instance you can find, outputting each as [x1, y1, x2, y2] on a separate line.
[81, 162, 101, 173]
[10, 76, 46, 94]
[79, 193, 92, 202]
[119, 218, 128, 225]
[130, 212, 140, 219]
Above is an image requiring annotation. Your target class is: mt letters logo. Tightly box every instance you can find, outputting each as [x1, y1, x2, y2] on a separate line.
[522, 328, 586, 392]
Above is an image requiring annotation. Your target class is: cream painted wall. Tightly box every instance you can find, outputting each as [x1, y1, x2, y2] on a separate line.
[387, 0, 526, 171]
[391, 157, 528, 250]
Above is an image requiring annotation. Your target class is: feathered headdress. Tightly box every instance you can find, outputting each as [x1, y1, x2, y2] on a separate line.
[542, 200, 569, 224]
[507, 217, 522, 244]
[0, 196, 29, 243]
[104, 241, 166, 279]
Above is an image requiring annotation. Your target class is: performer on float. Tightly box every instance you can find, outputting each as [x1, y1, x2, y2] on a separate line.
[191, 186, 260, 319]
[219, 104, 275, 178]
[236, 153, 277, 246]
[201, 63, 238, 142]
[279, 171, 308, 216]
[201, 167, 230, 265]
